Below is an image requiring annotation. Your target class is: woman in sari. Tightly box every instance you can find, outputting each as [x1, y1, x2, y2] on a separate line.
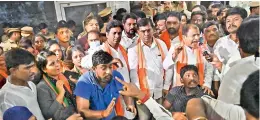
[34, 34, 47, 52]
[36, 51, 77, 120]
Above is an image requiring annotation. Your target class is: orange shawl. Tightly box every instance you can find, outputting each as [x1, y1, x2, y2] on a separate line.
[137, 38, 165, 97]
[160, 26, 183, 50]
[175, 46, 205, 86]
[103, 42, 129, 116]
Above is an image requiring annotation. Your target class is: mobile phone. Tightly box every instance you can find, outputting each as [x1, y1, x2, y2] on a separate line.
[203, 51, 213, 62]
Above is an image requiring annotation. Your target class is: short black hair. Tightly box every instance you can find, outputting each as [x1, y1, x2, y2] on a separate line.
[101, 13, 112, 23]
[116, 8, 127, 21]
[166, 11, 181, 21]
[19, 38, 34, 49]
[5, 48, 35, 74]
[226, 7, 248, 20]
[216, 7, 227, 16]
[153, 13, 166, 24]
[240, 70, 259, 118]
[211, 3, 223, 9]
[250, 6, 259, 12]
[36, 50, 56, 73]
[111, 116, 128, 120]
[202, 21, 219, 33]
[132, 10, 146, 19]
[67, 20, 76, 28]
[182, 24, 199, 36]
[92, 50, 113, 67]
[106, 20, 123, 33]
[55, 20, 69, 34]
[38, 23, 48, 30]
[137, 18, 150, 29]
[237, 15, 259, 54]
[180, 12, 188, 20]
[122, 13, 137, 24]
[191, 5, 207, 12]
[191, 11, 207, 22]
[180, 65, 199, 78]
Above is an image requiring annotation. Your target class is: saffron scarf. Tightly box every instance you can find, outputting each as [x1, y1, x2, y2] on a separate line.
[160, 25, 183, 50]
[42, 74, 73, 107]
[137, 37, 166, 96]
[175, 46, 205, 86]
[103, 42, 128, 116]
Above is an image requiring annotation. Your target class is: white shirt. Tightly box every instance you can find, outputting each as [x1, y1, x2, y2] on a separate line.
[0, 78, 45, 120]
[163, 46, 214, 88]
[201, 95, 246, 120]
[218, 55, 259, 104]
[171, 35, 181, 47]
[120, 31, 138, 51]
[213, 35, 239, 64]
[128, 39, 169, 99]
[144, 98, 172, 120]
[81, 44, 131, 83]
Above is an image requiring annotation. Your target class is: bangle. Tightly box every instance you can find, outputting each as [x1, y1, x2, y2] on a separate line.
[101, 111, 105, 118]
[193, 117, 208, 120]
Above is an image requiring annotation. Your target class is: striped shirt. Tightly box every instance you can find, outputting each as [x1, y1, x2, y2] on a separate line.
[166, 86, 206, 112]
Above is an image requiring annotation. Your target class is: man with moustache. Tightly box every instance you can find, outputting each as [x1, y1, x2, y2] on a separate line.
[190, 11, 207, 44]
[163, 24, 214, 95]
[0, 48, 45, 120]
[163, 65, 210, 120]
[202, 21, 220, 53]
[153, 13, 167, 38]
[212, 7, 247, 76]
[160, 11, 182, 50]
[120, 13, 138, 51]
[75, 50, 136, 120]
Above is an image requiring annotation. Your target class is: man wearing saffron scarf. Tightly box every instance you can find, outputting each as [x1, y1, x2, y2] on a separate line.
[160, 11, 182, 50]
[75, 50, 136, 120]
[163, 24, 214, 96]
[128, 18, 170, 120]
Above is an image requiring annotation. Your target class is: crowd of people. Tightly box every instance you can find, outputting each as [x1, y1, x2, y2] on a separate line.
[0, 1, 259, 120]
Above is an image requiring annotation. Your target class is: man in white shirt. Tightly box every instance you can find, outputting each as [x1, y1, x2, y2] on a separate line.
[81, 20, 131, 83]
[0, 48, 45, 120]
[163, 24, 214, 95]
[128, 18, 169, 120]
[217, 16, 259, 104]
[186, 70, 259, 120]
[120, 13, 139, 51]
[213, 7, 247, 64]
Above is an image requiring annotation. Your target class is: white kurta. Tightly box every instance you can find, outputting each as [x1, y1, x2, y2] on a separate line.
[128, 39, 169, 99]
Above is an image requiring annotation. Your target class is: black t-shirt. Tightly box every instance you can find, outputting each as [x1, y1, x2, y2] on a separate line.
[166, 86, 206, 112]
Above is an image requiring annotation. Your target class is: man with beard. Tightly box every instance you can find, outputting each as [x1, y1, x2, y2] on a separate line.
[120, 13, 138, 50]
[163, 65, 210, 120]
[75, 50, 136, 120]
[190, 11, 207, 43]
[160, 11, 182, 50]
[153, 13, 167, 38]
[0, 48, 45, 120]
[212, 7, 247, 76]
[163, 24, 214, 96]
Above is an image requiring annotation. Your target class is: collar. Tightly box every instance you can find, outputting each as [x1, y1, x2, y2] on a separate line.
[140, 38, 157, 48]
[4, 76, 34, 91]
[229, 55, 259, 68]
[122, 30, 138, 39]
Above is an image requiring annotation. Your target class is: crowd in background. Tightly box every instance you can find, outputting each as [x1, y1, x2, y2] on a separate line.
[0, 1, 259, 120]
